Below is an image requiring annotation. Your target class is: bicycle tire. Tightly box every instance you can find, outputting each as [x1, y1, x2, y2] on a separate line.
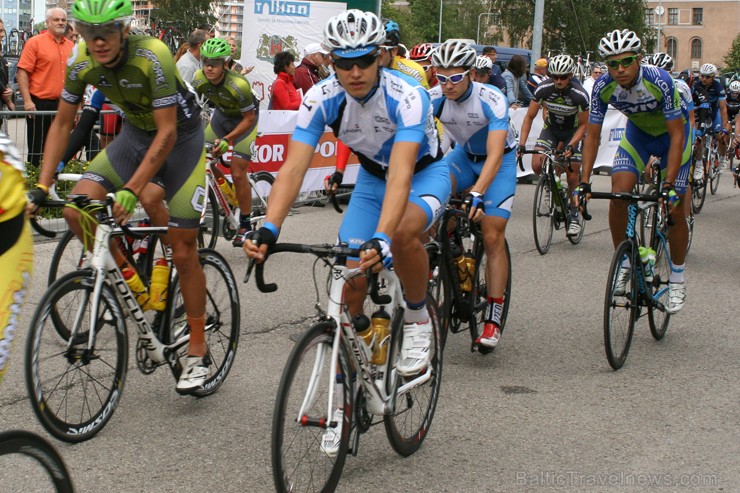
[161, 249, 239, 397]
[384, 293, 443, 456]
[603, 241, 637, 370]
[533, 174, 554, 255]
[639, 185, 659, 248]
[468, 238, 511, 348]
[648, 233, 672, 340]
[709, 163, 721, 195]
[567, 200, 586, 245]
[691, 160, 708, 214]
[271, 321, 351, 493]
[251, 171, 274, 218]
[686, 205, 694, 255]
[47, 230, 87, 286]
[0, 430, 74, 492]
[25, 270, 128, 442]
[426, 241, 453, 348]
[198, 187, 220, 250]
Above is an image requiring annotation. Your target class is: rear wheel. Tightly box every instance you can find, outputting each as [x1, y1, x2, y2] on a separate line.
[468, 238, 511, 351]
[198, 187, 220, 250]
[47, 230, 87, 286]
[533, 175, 554, 255]
[603, 241, 637, 370]
[709, 159, 721, 195]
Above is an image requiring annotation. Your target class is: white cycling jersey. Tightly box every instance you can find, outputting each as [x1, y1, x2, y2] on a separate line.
[294, 69, 439, 170]
[429, 82, 517, 155]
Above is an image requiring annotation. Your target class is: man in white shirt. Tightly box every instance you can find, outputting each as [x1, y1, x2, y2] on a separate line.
[176, 29, 208, 84]
[581, 64, 604, 98]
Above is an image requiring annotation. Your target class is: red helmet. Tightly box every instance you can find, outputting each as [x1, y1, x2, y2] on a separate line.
[409, 43, 434, 62]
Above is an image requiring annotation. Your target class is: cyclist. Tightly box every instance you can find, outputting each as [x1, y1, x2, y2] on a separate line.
[728, 81, 740, 180]
[579, 29, 690, 314]
[518, 54, 590, 237]
[378, 19, 429, 89]
[245, 9, 449, 435]
[191, 37, 259, 247]
[472, 55, 507, 93]
[27, 0, 210, 394]
[0, 133, 32, 385]
[678, 69, 712, 183]
[409, 42, 437, 87]
[430, 40, 516, 350]
[692, 63, 731, 171]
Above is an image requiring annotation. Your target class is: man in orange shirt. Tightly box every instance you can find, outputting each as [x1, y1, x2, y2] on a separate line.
[17, 7, 73, 166]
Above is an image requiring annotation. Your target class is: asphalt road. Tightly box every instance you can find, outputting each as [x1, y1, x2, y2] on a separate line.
[1, 174, 738, 492]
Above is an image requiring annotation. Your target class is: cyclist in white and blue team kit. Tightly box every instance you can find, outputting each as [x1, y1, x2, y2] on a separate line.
[244, 10, 450, 453]
[579, 29, 690, 314]
[430, 40, 516, 350]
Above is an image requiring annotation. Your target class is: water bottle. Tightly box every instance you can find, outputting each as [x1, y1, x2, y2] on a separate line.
[453, 243, 472, 292]
[638, 246, 655, 283]
[122, 267, 150, 308]
[217, 176, 237, 207]
[147, 258, 170, 311]
[462, 254, 476, 292]
[370, 308, 391, 365]
[555, 177, 567, 205]
[353, 313, 374, 361]
[132, 218, 150, 256]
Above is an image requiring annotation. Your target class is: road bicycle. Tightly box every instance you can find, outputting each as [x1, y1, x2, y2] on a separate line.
[197, 143, 274, 249]
[25, 195, 240, 442]
[250, 243, 443, 493]
[426, 199, 511, 353]
[519, 149, 585, 254]
[582, 190, 674, 370]
[0, 430, 74, 492]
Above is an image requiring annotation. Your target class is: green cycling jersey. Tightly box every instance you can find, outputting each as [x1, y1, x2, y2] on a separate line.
[62, 35, 200, 133]
[191, 69, 257, 118]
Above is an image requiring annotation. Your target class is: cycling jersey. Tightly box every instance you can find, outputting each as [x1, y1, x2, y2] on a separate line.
[692, 78, 726, 116]
[62, 35, 201, 134]
[191, 69, 257, 118]
[674, 79, 695, 114]
[533, 79, 590, 130]
[0, 138, 26, 224]
[590, 65, 685, 137]
[726, 91, 740, 120]
[390, 56, 429, 89]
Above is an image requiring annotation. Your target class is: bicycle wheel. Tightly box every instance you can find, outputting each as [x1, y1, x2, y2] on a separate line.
[691, 160, 708, 214]
[25, 271, 128, 442]
[648, 234, 672, 340]
[532, 175, 554, 255]
[426, 240, 453, 347]
[567, 202, 586, 245]
[0, 430, 74, 492]
[686, 205, 695, 255]
[468, 238, 511, 347]
[639, 185, 658, 247]
[198, 187, 220, 250]
[251, 171, 274, 218]
[603, 241, 637, 370]
[709, 162, 721, 195]
[384, 293, 443, 456]
[272, 321, 351, 493]
[162, 249, 239, 397]
[47, 230, 87, 286]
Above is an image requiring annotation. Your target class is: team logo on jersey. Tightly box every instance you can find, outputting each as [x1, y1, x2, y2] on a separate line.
[98, 75, 112, 87]
[256, 34, 298, 64]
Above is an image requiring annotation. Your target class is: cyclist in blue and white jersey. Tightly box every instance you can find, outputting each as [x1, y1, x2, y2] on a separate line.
[245, 11, 449, 378]
[579, 29, 690, 314]
[692, 63, 731, 170]
[429, 40, 516, 350]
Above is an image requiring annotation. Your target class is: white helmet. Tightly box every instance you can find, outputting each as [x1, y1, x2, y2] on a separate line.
[651, 52, 674, 71]
[474, 55, 493, 71]
[699, 63, 717, 76]
[323, 9, 386, 57]
[729, 80, 740, 93]
[548, 55, 574, 75]
[432, 40, 477, 69]
[598, 29, 641, 58]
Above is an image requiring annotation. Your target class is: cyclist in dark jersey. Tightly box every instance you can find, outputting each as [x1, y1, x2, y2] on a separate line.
[692, 63, 731, 170]
[28, 0, 211, 394]
[518, 54, 590, 236]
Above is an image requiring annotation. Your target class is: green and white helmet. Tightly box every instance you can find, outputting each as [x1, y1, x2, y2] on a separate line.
[72, 0, 132, 24]
[201, 38, 231, 60]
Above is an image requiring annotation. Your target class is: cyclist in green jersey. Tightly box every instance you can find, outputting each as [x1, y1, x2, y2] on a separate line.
[192, 38, 259, 246]
[27, 0, 211, 394]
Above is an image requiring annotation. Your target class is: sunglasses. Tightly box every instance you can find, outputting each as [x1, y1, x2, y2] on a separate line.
[605, 55, 639, 69]
[437, 70, 470, 85]
[699, 74, 713, 79]
[551, 73, 571, 81]
[333, 53, 378, 71]
[76, 21, 125, 41]
[203, 58, 226, 67]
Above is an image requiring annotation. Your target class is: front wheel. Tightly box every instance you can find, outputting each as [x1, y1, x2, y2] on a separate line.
[648, 235, 672, 340]
[272, 322, 351, 493]
[603, 241, 637, 370]
[0, 430, 75, 492]
[468, 239, 511, 349]
[532, 175, 554, 255]
[250, 171, 275, 218]
[709, 162, 721, 195]
[25, 271, 128, 442]
[384, 293, 443, 456]
[198, 187, 220, 250]
[691, 158, 708, 214]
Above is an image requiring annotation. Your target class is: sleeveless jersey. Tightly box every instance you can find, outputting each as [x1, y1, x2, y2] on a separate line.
[532, 78, 590, 130]
[191, 69, 257, 117]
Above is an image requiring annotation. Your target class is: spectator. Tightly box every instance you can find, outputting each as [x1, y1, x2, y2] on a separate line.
[482, 46, 502, 76]
[294, 42, 328, 96]
[198, 24, 216, 39]
[0, 19, 15, 118]
[582, 64, 604, 97]
[176, 29, 208, 84]
[174, 42, 189, 63]
[225, 36, 244, 73]
[17, 7, 74, 166]
[270, 51, 301, 110]
[527, 57, 547, 93]
[502, 54, 533, 109]
[64, 23, 79, 43]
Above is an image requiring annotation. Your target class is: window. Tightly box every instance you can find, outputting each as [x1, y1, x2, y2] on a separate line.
[691, 38, 702, 59]
[667, 38, 678, 59]
[693, 8, 703, 25]
[645, 8, 654, 26]
[668, 8, 678, 25]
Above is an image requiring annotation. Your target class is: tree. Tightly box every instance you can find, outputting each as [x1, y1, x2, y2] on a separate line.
[724, 32, 740, 70]
[150, 0, 217, 33]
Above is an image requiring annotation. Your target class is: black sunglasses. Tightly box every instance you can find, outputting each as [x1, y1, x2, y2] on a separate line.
[333, 53, 378, 71]
[551, 73, 570, 81]
[605, 55, 639, 69]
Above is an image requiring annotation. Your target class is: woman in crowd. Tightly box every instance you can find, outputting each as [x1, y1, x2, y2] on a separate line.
[270, 51, 301, 110]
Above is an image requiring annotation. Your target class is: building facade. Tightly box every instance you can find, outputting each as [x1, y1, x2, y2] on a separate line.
[2, 0, 33, 32]
[216, 0, 244, 40]
[645, 0, 740, 71]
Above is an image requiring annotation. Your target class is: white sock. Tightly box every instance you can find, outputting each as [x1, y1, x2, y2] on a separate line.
[404, 304, 429, 324]
[669, 263, 685, 283]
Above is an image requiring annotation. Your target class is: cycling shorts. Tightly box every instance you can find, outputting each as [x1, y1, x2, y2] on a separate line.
[711, 110, 723, 133]
[612, 120, 691, 194]
[80, 123, 207, 229]
[445, 145, 517, 219]
[204, 108, 258, 162]
[536, 125, 582, 161]
[0, 215, 33, 385]
[338, 159, 450, 250]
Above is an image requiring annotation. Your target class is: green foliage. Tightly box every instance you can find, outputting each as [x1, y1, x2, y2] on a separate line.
[26, 160, 88, 219]
[150, 0, 217, 33]
[723, 33, 740, 70]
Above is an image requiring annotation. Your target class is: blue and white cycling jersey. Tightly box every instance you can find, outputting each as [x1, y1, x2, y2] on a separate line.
[674, 79, 694, 114]
[429, 81, 517, 155]
[294, 68, 439, 175]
